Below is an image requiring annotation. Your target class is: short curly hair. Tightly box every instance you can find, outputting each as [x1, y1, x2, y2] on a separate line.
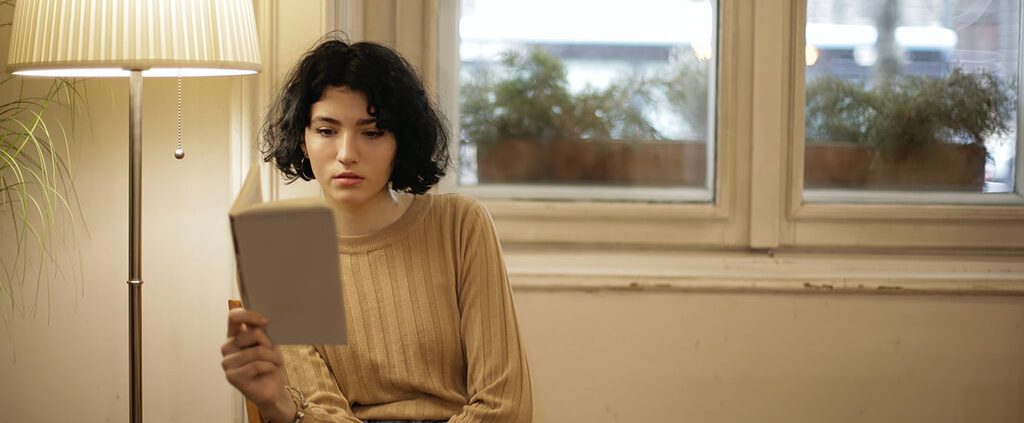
[260, 37, 451, 194]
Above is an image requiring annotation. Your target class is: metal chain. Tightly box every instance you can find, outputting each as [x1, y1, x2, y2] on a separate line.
[174, 75, 185, 159]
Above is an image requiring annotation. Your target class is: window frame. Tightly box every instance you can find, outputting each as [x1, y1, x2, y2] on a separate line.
[782, 0, 1024, 249]
[437, 0, 752, 247]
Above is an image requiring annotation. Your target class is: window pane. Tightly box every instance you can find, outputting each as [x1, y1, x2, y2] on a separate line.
[804, 0, 1019, 194]
[458, 0, 716, 195]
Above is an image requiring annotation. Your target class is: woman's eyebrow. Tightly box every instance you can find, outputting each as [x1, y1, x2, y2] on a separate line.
[310, 116, 377, 127]
[311, 115, 341, 125]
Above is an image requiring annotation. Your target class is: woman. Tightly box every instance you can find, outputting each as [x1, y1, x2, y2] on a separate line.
[220, 38, 532, 423]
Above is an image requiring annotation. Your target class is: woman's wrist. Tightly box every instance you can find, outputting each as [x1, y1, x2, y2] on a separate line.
[256, 386, 301, 423]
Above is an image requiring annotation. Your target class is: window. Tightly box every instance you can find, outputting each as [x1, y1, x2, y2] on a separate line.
[451, 0, 718, 202]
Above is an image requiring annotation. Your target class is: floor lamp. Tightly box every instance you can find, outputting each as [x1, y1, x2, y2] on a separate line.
[6, 1, 261, 422]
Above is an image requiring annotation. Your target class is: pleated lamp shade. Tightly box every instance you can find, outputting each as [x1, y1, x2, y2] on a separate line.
[6, 0, 261, 77]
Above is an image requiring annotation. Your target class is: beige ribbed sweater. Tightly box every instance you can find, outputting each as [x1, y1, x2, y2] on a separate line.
[281, 193, 532, 423]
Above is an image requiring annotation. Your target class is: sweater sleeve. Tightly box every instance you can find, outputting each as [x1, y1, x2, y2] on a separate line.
[449, 200, 533, 423]
[280, 345, 363, 423]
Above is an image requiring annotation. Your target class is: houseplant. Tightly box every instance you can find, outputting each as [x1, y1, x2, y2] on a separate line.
[804, 68, 1013, 190]
[1, 0, 85, 341]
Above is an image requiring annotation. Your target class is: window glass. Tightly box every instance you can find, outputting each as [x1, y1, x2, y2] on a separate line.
[458, 0, 717, 194]
[804, 0, 1019, 194]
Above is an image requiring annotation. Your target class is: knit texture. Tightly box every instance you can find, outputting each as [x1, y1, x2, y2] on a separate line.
[281, 193, 532, 423]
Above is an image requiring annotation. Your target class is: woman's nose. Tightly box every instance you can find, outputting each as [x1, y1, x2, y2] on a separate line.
[336, 131, 358, 164]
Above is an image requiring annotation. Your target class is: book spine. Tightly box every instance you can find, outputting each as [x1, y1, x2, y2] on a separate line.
[229, 216, 250, 306]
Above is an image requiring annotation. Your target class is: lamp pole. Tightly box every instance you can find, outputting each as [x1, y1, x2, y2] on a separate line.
[128, 70, 144, 423]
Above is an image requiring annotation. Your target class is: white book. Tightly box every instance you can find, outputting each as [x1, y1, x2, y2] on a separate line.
[228, 165, 347, 345]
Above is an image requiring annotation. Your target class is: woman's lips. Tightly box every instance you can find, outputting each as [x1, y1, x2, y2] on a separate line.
[332, 174, 365, 186]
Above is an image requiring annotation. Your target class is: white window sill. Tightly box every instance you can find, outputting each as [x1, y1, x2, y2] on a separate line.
[503, 247, 1024, 296]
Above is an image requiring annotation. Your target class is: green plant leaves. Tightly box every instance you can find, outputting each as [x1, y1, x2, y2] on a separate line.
[460, 47, 710, 151]
[0, 75, 86, 347]
[805, 68, 1013, 161]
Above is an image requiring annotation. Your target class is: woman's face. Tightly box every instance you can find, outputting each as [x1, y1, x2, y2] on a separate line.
[303, 86, 397, 209]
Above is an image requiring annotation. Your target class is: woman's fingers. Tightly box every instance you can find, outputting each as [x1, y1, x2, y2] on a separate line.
[227, 308, 269, 337]
[224, 360, 278, 382]
[222, 326, 275, 357]
[221, 345, 283, 371]
[221, 338, 239, 356]
[222, 309, 273, 357]
[234, 325, 274, 350]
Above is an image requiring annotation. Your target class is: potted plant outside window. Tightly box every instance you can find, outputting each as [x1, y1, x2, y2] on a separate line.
[460, 47, 710, 186]
[804, 68, 1013, 191]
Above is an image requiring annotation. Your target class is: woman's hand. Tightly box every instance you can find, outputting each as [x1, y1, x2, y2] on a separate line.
[221, 308, 296, 421]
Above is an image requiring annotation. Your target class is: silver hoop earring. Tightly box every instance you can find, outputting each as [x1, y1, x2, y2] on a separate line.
[300, 157, 315, 179]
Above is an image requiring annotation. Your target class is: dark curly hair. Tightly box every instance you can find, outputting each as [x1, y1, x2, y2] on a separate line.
[260, 37, 450, 194]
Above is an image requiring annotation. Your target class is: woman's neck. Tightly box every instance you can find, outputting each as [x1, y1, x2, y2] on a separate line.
[330, 189, 413, 237]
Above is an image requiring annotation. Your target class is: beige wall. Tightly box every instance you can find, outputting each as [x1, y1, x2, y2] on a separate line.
[2, 2, 1023, 423]
[516, 290, 1024, 422]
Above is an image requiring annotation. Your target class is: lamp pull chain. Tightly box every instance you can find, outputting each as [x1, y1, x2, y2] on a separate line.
[174, 75, 185, 160]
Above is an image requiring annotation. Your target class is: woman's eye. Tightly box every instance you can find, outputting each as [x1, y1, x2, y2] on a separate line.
[315, 127, 336, 136]
[364, 129, 386, 139]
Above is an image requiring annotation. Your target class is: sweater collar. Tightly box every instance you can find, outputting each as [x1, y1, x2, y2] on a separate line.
[336, 193, 431, 253]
